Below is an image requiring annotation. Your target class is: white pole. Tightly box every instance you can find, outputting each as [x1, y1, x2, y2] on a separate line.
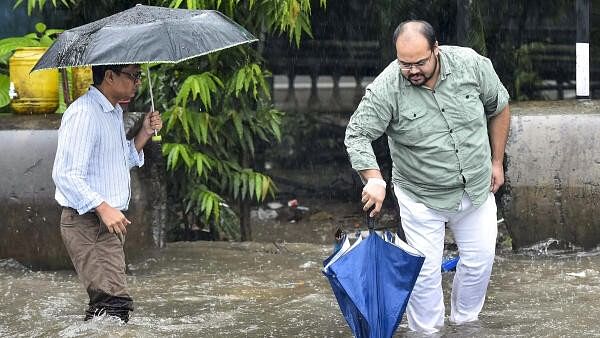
[576, 43, 590, 98]
[576, 0, 590, 99]
[146, 63, 161, 141]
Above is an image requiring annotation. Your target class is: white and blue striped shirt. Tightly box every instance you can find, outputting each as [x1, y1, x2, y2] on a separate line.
[52, 86, 144, 214]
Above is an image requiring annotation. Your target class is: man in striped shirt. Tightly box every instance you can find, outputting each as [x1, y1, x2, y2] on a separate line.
[52, 63, 162, 323]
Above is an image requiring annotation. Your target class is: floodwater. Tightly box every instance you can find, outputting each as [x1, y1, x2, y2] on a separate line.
[2, 240, 600, 337]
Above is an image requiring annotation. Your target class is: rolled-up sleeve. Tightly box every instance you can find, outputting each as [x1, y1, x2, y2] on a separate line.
[477, 56, 510, 117]
[126, 139, 144, 169]
[344, 86, 393, 171]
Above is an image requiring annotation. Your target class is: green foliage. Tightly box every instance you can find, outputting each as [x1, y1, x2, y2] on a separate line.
[228, 63, 270, 99]
[463, 0, 487, 56]
[166, 0, 322, 47]
[175, 72, 223, 110]
[513, 42, 548, 100]
[0, 75, 10, 108]
[479, 0, 572, 99]
[0, 23, 61, 57]
[13, 0, 76, 16]
[149, 0, 322, 237]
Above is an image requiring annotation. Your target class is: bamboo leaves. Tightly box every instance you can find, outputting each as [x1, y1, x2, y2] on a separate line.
[155, 0, 324, 235]
[13, 0, 75, 16]
[175, 72, 222, 110]
[228, 63, 270, 99]
[186, 185, 223, 223]
[230, 170, 275, 201]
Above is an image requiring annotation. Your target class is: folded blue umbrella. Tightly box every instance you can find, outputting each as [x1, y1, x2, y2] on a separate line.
[441, 256, 460, 272]
[323, 219, 425, 338]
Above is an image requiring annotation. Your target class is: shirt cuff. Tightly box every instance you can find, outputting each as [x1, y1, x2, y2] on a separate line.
[488, 86, 510, 117]
[75, 195, 104, 215]
[347, 148, 380, 172]
[128, 140, 145, 167]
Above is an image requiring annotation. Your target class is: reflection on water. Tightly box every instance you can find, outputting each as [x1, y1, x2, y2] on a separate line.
[2, 241, 600, 337]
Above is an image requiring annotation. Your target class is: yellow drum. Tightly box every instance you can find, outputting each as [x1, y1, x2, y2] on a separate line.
[72, 66, 93, 100]
[9, 47, 58, 114]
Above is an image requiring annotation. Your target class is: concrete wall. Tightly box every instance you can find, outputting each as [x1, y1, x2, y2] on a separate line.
[501, 100, 600, 250]
[2, 100, 600, 262]
[0, 113, 166, 270]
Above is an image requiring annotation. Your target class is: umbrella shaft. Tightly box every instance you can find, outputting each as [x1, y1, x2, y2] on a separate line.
[146, 63, 158, 138]
[146, 64, 155, 112]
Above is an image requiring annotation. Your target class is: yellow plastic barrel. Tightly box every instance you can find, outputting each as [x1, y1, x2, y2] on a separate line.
[72, 66, 93, 100]
[9, 47, 58, 114]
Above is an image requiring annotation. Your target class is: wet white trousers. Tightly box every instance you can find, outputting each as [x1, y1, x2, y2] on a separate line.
[394, 186, 497, 334]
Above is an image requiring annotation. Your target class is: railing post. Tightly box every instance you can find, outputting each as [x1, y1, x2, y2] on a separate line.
[284, 69, 298, 111]
[330, 71, 342, 111]
[308, 66, 321, 111]
[353, 74, 364, 106]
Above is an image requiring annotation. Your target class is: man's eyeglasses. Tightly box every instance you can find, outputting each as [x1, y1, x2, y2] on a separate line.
[117, 70, 143, 82]
[398, 50, 434, 71]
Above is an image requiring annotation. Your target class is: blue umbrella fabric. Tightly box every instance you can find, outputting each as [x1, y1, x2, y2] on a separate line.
[323, 226, 425, 338]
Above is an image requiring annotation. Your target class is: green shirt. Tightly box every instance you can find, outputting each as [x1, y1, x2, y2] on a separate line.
[345, 46, 510, 211]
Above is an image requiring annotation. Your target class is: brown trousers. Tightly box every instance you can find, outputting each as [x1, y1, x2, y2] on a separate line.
[60, 207, 133, 322]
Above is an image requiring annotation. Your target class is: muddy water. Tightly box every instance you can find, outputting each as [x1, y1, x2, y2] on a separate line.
[2, 241, 600, 337]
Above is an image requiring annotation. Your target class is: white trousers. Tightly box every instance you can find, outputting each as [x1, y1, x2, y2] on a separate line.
[394, 186, 497, 334]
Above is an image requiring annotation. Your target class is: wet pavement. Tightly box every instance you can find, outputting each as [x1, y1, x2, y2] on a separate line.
[2, 240, 600, 337]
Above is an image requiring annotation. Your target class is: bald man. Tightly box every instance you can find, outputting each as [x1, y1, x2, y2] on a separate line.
[345, 20, 510, 333]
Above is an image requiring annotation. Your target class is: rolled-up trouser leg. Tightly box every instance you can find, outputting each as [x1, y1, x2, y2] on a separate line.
[60, 208, 133, 322]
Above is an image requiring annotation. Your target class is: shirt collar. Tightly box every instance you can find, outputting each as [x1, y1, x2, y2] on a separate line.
[438, 48, 452, 80]
[88, 86, 123, 114]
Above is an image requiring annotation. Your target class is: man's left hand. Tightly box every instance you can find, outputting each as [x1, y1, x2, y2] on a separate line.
[143, 111, 163, 136]
[490, 160, 504, 193]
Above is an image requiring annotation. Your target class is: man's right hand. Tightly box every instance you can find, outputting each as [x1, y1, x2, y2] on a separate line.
[95, 202, 131, 235]
[361, 178, 387, 217]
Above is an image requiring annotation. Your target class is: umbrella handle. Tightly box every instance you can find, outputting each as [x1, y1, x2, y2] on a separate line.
[365, 207, 376, 232]
[146, 63, 162, 142]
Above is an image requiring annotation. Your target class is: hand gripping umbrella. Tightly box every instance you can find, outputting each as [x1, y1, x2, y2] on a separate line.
[31, 4, 258, 141]
[323, 215, 425, 338]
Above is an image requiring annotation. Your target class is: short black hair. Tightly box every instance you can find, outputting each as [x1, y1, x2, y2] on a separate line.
[392, 20, 437, 49]
[91, 64, 129, 85]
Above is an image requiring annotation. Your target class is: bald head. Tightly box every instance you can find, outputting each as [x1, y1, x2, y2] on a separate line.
[392, 20, 437, 49]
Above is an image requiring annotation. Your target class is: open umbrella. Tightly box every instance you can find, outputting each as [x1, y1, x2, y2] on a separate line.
[31, 4, 258, 139]
[323, 216, 425, 338]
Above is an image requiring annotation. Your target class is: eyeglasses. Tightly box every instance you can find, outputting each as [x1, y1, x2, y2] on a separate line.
[117, 70, 142, 82]
[398, 50, 434, 71]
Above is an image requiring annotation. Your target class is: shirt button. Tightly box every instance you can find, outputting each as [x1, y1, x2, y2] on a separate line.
[455, 149, 459, 153]
[413, 113, 416, 117]
[441, 108, 445, 112]
[449, 129, 453, 133]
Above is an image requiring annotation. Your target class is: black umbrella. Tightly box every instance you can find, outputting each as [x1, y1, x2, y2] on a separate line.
[32, 4, 258, 140]
[31, 4, 257, 69]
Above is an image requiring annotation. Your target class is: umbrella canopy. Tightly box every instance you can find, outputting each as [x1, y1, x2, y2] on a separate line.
[32, 4, 258, 71]
[323, 225, 425, 338]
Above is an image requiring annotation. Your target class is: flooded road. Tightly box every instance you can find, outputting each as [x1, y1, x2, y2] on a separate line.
[2, 241, 600, 337]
